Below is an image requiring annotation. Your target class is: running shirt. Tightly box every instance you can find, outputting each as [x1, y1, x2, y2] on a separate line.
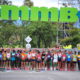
[46, 53, 51, 60]
[65, 52, 68, 55]
[72, 54, 77, 62]
[31, 53, 36, 59]
[37, 54, 41, 60]
[47, 55, 51, 59]
[27, 54, 31, 59]
[62, 54, 66, 61]
[0, 53, 2, 60]
[16, 53, 20, 58]
[12, 52, 15, 56]
[53, 54, 58, 62]
[41, 53, 45, 60]
[3, 53, 7, 60]
[21, 53, 27, 60]
[6, 53, 11, 59]
[11, 52, 16, 61]
[58, 52, 62, 61]
[67, 54, 71, 61]
[58, 53, 62, 58]
[77, 55, 80, 62]
[25, 52, 28, 54]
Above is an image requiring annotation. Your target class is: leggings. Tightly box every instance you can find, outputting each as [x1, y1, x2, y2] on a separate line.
[78, 61, 80, 70]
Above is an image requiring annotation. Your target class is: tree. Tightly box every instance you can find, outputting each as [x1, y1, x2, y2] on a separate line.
[24, 0, 33, 7]
[0, 0, 12, 5]
[61, 27, 80, 47]
[25, 22, 57, 48]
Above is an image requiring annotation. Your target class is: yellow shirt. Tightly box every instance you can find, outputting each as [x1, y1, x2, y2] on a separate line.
[3, 53, 7, 60]
[72, 55, 77, 61]
[77, 55, 80, 60]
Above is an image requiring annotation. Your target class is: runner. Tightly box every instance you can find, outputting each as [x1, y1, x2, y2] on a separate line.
[20, 50, 27, 69]
[15, 50, 21, 69]
[66, 51, 72, 71]
[6, 50, 11, 69]
[61, 51, 66, 71]
[58, 50, 62, 70]
[2, 51, 7, 68]
[31, 50, 36, 70]
[72, 51, 77, 71]
[36, 50, 42, 70]
[11, 50, 16, 69]
[46, 51, 52, 70]
[27, 51, 31, 70]
[25, 50, 28, 70]
[0, 50, 3, 68]
[53, 51, 58, 71]
[77, 51, 80, 71]
[41, 51, 46, 70]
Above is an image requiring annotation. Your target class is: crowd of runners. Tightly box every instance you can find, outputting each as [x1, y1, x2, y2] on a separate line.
[0, 48, 80, 71]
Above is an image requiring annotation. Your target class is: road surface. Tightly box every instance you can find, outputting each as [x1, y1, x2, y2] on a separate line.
[0, 71, 80, 80]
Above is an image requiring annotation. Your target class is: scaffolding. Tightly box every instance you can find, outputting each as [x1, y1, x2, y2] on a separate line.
[58, 0, 80, 9]
[56, 0, 80, 45]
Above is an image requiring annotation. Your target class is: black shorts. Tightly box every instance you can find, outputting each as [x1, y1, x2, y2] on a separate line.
[47, 59, 51, 62]
[25, 59, 28, 62]
[28, 59, 31, 62]
[62, 61, 66, 63]
[42, 58, 44, 62]
[21, 60, 26, 62]
[7, 59, 10, 61]
[11, 60, 15, 62]
[16, 57, 20, 61]
[0, 59, 2, 61]
[31, 59, 36, 62]
[37, 60, 41, 63]
[58, 58, 61, 61]
[73, 61, 77, 63]
[67, 61, 71, 63]
[3, 60, 7, 62]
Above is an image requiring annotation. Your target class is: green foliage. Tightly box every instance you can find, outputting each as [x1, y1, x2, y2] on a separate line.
[0, 21, 58, 48]
[61, 27, 80, 47]
[0, 20, 80, 48]
[26, 22, 57, 48]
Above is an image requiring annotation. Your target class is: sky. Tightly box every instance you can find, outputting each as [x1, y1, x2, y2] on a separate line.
[8, 0, 59, 8]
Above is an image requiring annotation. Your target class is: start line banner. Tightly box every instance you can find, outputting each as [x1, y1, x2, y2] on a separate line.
[0, 5, 80, 22]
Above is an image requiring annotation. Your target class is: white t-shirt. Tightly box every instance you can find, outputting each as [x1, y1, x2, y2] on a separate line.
[27, 54, 31, 59]
[32, 53, 35, 57]
[53, 54, 58, 62]
[7, 53, 10, 59]
[58, 53, 62, 58]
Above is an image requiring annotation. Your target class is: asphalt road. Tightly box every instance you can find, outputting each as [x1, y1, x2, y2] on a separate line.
[0, 71, 80, 80]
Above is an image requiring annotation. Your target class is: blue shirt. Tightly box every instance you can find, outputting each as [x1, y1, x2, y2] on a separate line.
[11, 52, 16, 61]
[67, 54, 71, 61]
[0, 53, 2, 60]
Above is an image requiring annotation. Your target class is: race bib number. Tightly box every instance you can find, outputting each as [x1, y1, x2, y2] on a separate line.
[48, 55, 50, 58]
[73, 58, 77, 61]
[63, 57, 66, 60]
[22, 55, 24, 58]
[28, 55, 31, 58]
[42, 56, 45, 58]
[68, 56, 70, 58]
[0, 55, 2, 58]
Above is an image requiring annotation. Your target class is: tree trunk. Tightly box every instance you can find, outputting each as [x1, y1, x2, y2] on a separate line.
[37, 35, 40, 48]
